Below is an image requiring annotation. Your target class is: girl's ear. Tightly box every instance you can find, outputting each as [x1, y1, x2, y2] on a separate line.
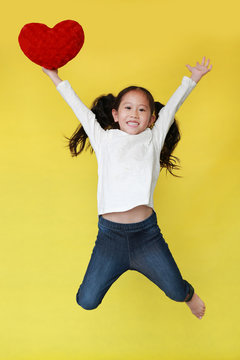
[149, 114, 156, 127]
[112, 109, 118, 123]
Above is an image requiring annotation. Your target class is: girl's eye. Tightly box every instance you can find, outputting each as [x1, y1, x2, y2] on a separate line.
[124, 107, 146, 111]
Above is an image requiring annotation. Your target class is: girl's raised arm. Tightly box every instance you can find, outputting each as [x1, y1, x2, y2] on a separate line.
[42, 68, 106, 155]
[152, 75, 197, 150]
[152, 57, 212, 150]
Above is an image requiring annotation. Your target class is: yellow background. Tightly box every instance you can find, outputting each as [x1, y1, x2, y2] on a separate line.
[1, 0, 240, 359]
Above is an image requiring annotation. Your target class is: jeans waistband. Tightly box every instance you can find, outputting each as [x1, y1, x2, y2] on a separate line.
[98, 209, 157, 231]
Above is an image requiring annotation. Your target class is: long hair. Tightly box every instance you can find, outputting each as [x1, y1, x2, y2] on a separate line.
[64, 86, 182, 177]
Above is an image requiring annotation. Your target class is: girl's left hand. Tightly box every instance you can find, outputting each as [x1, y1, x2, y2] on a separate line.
[186, 56, 213, 83]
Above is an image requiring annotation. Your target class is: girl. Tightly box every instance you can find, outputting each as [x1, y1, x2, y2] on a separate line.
[43, 56, 212, 319]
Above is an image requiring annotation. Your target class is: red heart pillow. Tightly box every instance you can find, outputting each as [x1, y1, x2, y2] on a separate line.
[18, 20, 85, 70]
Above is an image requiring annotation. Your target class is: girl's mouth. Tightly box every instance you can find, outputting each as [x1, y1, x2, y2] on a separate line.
[127, 121, 139, 127]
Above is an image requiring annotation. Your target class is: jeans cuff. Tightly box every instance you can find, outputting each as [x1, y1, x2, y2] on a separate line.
[184, 283, 194, 302]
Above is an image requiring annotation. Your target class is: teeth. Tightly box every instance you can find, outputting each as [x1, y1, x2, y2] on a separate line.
[127, 122, 139, 126]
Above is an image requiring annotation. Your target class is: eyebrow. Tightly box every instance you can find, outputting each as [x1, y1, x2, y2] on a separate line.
[122, 102, 148, 107]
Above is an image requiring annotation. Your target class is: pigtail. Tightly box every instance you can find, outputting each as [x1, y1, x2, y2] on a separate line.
[154, 101, 182, 178]
[91, 94, 119, 131]
[64, 93, 119, 156]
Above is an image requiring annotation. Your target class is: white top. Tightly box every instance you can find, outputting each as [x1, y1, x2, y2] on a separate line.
[57, 76, 197, 215]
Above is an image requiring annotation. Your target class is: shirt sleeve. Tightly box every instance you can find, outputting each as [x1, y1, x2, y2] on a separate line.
[56, 80, 106, 154]
[152, 76, 197, 151]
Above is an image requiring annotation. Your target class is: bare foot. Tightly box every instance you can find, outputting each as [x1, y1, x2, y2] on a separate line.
[185, 293, 206, 319]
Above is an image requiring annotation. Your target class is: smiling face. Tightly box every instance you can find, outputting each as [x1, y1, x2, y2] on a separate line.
[112, 90, 156, 135]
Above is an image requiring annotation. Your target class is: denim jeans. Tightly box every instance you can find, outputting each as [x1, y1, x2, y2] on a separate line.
[76, 209, 194, 310]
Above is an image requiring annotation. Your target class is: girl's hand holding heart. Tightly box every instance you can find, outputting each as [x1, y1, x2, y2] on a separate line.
[186, 56, 213, 83]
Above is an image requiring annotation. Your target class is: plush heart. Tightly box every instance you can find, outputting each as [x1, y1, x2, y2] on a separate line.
[18, 20, 85, 69]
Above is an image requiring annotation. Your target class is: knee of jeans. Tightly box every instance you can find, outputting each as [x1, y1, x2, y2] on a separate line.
[76, 291, 101, 310]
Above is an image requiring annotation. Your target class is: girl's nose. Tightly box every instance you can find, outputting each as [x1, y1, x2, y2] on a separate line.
[131, 109, 138, 118]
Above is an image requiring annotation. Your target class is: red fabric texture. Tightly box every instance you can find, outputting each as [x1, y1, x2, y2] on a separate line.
[18, 20, 85, 69]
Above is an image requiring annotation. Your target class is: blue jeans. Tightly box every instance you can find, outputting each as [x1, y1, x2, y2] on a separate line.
[76, 209, 194, 310]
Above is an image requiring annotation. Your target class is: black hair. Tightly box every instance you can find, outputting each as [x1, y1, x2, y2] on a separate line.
[64, 85, 182, 177]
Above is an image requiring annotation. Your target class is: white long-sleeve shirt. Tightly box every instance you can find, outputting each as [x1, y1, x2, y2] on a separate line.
[57, 76, 196, 215]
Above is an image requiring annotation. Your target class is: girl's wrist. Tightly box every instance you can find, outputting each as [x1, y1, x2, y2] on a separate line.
[190, 75, 200, 84]
[50, 74, 62, 86]
[42, 67, 62, 86]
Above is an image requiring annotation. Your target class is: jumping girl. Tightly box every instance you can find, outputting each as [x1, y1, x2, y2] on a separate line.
[42, 56, 212, 319]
